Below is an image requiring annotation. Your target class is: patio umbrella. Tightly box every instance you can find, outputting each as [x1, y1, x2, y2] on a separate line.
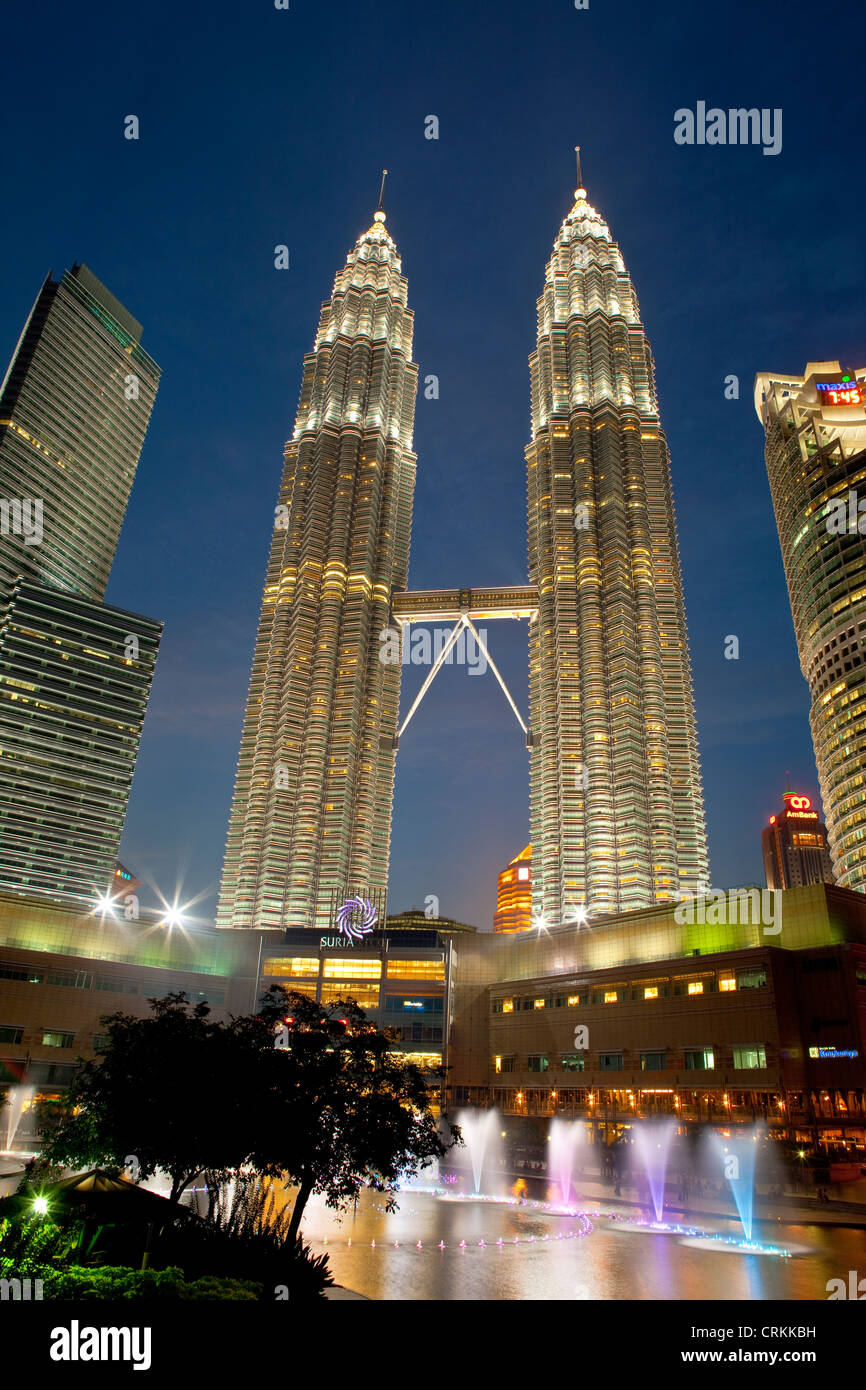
[1, 1168, 196, 1222]
[0, 1168, 198, 1267]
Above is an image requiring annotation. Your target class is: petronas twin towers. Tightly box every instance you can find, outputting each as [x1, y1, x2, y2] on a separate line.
[216, 166, 709, 932]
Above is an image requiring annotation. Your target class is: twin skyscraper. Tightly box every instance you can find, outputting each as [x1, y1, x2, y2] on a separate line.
[216, 172, 711, 932]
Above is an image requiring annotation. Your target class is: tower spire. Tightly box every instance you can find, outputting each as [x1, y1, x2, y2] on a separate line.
[375, 168, 388, 221]
[574, 144, 584, 197]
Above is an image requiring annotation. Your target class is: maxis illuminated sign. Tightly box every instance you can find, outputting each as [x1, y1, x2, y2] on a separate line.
[816, 376, 862, 408]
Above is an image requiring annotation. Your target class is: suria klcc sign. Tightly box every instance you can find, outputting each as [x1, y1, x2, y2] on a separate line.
[319, 896, 378, 949]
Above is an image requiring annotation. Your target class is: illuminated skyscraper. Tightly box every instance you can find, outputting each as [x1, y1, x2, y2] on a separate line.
[0, 264, 162, 906]
[756, 362, 866, 889]
[762, 788, 833, 891]
[494, 845, 533, 933]
[0, 264, 160, 605]
[526, 166, 709, 922]
[217, 202, 418, 930]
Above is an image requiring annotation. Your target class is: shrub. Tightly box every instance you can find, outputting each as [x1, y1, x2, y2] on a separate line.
[155, 1173, 334, 1299]
[41, 1265, 262, 1300]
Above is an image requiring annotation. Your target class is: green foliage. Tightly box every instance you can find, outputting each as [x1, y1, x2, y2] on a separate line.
[155, 1172, 334, 1299]
[41, 1265, 262, 1301]
[0, 1215, 70, 1275]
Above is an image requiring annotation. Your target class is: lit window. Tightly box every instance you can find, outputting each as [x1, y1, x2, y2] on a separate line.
[534, 998, 546, 1010]
[502, 998, 514, 1014]
[688, 981, 704, 996]
[733, 1045, 767, 1070]
[263, 956, 319, 978]
[567, 995, 580, 1006]
[322, 958, 381, 979]
[644, 986, 658, 1000]
[320, 981, 379, 1008]
[719, 978, 736, 992]
[604, 991, 617, 1004]
[386, 959, 445, 981]
[517, 867, 530, 881]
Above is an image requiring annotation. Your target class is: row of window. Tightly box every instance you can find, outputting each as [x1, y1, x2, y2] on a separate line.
[263, 956, 445, 982]
[0, 1026, 75, 1049]
[492, 970, 767, 1013]
[495, 1046, 768, 1074]
[0, 962, 223, 1004]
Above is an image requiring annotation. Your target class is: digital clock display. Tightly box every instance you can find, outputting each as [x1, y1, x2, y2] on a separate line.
[816, 376, 862, 407]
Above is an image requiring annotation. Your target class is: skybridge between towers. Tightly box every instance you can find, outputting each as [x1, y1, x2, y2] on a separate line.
[389, 585, 538, 748]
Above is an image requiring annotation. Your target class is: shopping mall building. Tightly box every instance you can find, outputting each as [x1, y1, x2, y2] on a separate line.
[445, 882, 866, 1151]
[2, 882, 865, 1155]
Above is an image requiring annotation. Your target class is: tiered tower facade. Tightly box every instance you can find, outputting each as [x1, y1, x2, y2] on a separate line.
[526, 182, 709, 922]
[216, 209, 418, 930]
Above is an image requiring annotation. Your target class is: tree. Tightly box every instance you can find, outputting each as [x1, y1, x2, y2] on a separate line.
[232, 986, 458, 1241]
[39, 986, 458, 1240]
[40, 994, 252, 1203]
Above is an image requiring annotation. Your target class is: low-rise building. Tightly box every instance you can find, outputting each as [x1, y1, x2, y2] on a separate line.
[446, 883, 866, 1151]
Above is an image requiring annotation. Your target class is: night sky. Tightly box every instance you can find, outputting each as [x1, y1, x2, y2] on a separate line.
[1, 0, 864, 930]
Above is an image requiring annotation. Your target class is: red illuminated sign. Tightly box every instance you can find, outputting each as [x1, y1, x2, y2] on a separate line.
[788, 795, 812, 809]
[817, 378, 862, 408]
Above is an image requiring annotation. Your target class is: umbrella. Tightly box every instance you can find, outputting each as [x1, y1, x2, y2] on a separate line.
[0, 1168, 199, 1267]
[1, 1168, 196, 1222]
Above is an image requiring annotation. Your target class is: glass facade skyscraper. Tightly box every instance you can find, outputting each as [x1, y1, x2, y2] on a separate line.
[216, 208, 418, 930]
[0, 264, 161, 906]
[526, 181, 709, 922]
[0, 264, 160, 605]
[756, 361, 866, 889]
[0, 583, 161, 904]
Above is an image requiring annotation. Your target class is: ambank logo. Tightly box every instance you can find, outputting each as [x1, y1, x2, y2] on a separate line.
[787, 795, 811, 810]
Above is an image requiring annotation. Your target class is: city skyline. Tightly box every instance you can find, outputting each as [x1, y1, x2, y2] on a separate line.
[0, 0, 861, 929]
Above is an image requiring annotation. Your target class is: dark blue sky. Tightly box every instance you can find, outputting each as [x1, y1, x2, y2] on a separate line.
[2, 0, 864, 929]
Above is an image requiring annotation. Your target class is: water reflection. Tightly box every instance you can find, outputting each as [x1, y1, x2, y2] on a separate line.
[298, 1189, 860, 1301]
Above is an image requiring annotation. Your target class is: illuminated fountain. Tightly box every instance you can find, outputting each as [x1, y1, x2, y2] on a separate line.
[633, 1120, 677, 1224]
[2, 1084, 35, 1153]
[548, 1118, 585, 1206]
[710, 1129, 759, 1244]
[456, 1109, 501, 1194]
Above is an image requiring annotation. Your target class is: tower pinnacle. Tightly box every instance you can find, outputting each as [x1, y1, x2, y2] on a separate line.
[374, 168, 388, 222]
[574, 144, 585, 200]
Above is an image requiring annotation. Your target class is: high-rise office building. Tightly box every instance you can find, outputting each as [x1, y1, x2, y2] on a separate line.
[756, 362, 866, 889]
[494, 845, 533, 933]
[0, 583, 161, 904]
[526, 174, 709, 923]
[0, 265, 162, 906]
[0, 264, 160, 605]
[762, 788, 833, 891]
[216, 205, 418, 930]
